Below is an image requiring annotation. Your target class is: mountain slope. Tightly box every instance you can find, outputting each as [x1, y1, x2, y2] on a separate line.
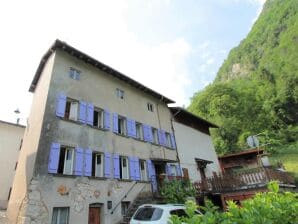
[189, 0, 298, 155]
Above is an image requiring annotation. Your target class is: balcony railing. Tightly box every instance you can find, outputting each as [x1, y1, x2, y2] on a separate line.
[194, 167, 296, 193]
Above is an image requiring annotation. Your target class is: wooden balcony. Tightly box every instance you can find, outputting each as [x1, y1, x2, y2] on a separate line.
[194, 167, 296, 194]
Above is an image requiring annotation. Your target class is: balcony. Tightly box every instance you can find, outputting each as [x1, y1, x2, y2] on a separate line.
[194, 167, 296, 194]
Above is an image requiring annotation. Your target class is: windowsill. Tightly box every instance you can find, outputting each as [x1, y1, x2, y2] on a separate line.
[115, 133, 130, 138]
[52, 173, 77, 178]
[87, 125, 109, 132]
[118, 179, 133, 182]
[89, 176, 107, 180]
[60, 117, 82, 125]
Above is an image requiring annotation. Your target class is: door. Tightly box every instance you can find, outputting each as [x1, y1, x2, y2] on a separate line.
[88, 207, 100, 224]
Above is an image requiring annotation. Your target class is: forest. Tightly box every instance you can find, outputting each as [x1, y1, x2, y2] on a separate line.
[189, 0, 297, 157]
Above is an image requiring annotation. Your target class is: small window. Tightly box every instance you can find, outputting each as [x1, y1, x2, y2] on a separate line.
[166, 133, 172, 147]
[93, 108, 103, 128]
[58, 147, 75, 175]
[120, 156, 129, 179]
[136, 122, 143, 140]
[116, 88, 125, 99]
[118, 117, 126, 135]
[52, 207, 69, 224]
[69, 68, 80, 80]
[140, 160, 148, 181]
[152, 128, 158, 144]
[121, 201, 130, 216]
[92, 152, 104, 177]
[147, 103, 154, 112]
[169, 164, 177, 176]
[64, 98, 79, 121]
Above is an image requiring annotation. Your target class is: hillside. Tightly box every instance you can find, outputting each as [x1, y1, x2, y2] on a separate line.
[188, 0, 298, 155]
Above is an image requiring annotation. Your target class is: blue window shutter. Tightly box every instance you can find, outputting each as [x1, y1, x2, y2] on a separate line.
[86, 103, 94, 126]
[170, 133, 176, 149]
[148, 126, 153, 143]
[135, 157, 141, 181]
[104, 109, 110, 130]
[126, 119, 131, 137]
[129, 157, 136, 180]
[158, 129, 163, 145]
[56, 94, 66, 117]
[176, 164, 182, 177]
[113, 113, 118, 133]
[79, 101, 87, 124]
[104, 152, 111, 178]
[74, 147, 84, 176]
[161, 130, 167, 146]
[84, 148, 92, 176]
[113, 154, 120, 179]
[48, 143, 60, 173]
[166, 164, 171, 176]
[142, 124, 148, 141]
[147, 160, 157, 192]
[131, 120, 136, 138]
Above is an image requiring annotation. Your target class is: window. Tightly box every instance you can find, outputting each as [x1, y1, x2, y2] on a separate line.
[140, 160, 148, 181]
[69, 68, 80, 80]
[166, 133, 172, 147]
[118, 117, 126, 135]
[170, 209, 188, 218]
[147, 103, 154, 112]
[93, 108, 103, 128]
[52, 207, 69, 224]
[152, 128, 158, 144]
[58, 147, 75, 175]
[169, 164, 177, 176]
[120, 156, 129, 179]
[136, 122, 143, 140]
[121, 201, 130, 216]
[116, 88, 124, 99]
[92, 152, 104, 177]
[133, 207, 163, 221]
[64, 99, 79, 121]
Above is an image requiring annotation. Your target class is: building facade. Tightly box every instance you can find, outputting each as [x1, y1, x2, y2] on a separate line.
[7, 40, 182, 224]
[0, 120, 25, 209]
[170, 107, 220, 182]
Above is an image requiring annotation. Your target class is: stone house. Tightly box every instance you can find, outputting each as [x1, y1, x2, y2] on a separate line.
[0, 120, 25, 209]
[7, 40, 220, 224]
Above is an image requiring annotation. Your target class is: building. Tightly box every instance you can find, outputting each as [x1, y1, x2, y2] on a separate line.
[0, 120, 25, 209]
[7, 40, 187, 224]
[170, 107, 220, 181]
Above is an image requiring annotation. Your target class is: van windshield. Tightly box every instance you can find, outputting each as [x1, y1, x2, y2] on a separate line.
[133, 207, 163, 221]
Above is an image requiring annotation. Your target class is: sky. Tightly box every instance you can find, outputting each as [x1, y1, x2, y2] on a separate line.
[0, 0, 265, 125]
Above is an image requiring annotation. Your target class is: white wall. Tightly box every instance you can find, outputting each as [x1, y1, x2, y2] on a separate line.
[0, 121, 25, 209]
[173, 121, 220, 182]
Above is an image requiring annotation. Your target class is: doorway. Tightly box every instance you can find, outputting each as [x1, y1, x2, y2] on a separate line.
[88, 204, 101, 224]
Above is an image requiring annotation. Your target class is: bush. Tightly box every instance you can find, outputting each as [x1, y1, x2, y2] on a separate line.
[170, 181, 298, 224]
[160, 179, 196, 204]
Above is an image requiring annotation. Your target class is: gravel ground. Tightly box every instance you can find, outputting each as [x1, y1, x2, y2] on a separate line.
[0, 210, 8, 224]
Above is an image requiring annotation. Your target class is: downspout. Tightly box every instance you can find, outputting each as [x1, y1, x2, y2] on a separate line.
[170, 109, 182, 167]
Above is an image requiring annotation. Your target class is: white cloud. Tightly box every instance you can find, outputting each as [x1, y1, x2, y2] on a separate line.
[0, 0, 192, 123]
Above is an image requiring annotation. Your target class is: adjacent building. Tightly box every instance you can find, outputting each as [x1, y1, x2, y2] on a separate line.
[170, 107, 220, 181]
[0, 120, 25, 209]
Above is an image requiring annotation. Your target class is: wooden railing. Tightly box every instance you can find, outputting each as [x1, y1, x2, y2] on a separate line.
[194, 167, 295, 193]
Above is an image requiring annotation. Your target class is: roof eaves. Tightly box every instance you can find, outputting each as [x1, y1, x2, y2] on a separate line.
[29, 39, 175, 104]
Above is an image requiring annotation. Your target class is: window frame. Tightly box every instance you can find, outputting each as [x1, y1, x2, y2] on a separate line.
[136, 122, 143, 140]
[152, 128, 158, 144]
[93, 107, 104, 129]
[69, 67, 81, 80]
[92, 152, 104, 178]
[140, 160, 148, 181]
[57, 146, 75, 175]
[147, 103, 154, 112]
[165, 132, 172, 148]
[118, 116, 127, 135]
[51, 207, 70, 224]
[120, 156, 129, 180]
[116, 88, 125, 100]
[64, 98, 79, 121]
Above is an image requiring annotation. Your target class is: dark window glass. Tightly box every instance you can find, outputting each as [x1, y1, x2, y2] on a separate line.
[170, 209, 187, 218]
[133, 207, 163, 221]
